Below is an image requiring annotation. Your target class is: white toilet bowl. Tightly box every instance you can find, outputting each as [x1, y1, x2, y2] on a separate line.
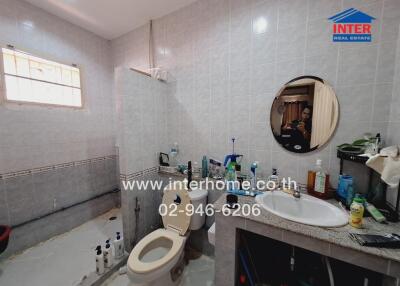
[127, 187, 207, 286]
[127, 229, 186, 286]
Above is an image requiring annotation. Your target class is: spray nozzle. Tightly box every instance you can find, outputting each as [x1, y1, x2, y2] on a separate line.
[116, 232, 121, 240]
[95, 245, 102, 254]
[251, 161, 258, 170]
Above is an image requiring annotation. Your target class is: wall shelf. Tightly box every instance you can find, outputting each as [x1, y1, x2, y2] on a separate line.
[337, 150, 399, 222]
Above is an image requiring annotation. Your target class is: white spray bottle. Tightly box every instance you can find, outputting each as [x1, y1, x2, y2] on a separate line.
[95, 245, 104, 275]
[104, 239, 113, 268]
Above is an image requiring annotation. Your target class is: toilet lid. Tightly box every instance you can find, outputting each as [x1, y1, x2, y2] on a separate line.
[162, 188, 191, 236]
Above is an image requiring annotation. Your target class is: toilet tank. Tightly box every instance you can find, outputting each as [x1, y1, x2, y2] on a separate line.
[187, 189, 208, 230]
[163, 183, 208, 230]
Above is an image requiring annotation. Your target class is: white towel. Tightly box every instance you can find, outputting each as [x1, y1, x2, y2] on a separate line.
[366, 145, 400, 188]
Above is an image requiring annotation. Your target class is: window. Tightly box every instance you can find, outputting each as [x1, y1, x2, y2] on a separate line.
[1, 47, 82, 107]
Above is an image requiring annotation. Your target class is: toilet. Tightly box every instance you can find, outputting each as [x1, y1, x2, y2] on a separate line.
[127, 186, 208, 286]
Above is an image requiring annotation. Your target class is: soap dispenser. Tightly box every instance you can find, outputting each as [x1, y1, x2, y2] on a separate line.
[113, 232, 124, 259]
[104, 239, 113, 268]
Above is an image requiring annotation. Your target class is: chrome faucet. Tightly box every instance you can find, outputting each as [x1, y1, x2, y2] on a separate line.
[293, 187, 301, 199]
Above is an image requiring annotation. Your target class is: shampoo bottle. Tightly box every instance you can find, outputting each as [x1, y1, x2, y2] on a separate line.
[95, 245, 104, 275]
[104, 239, 113, 268]
[113, 232, 124, 259]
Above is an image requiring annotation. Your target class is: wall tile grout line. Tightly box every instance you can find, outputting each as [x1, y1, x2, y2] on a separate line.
[120, 166, 159, 181]
[0, 155, 117, 180]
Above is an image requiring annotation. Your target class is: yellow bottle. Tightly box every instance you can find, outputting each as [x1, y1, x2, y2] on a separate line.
[349, 197, 365, 228]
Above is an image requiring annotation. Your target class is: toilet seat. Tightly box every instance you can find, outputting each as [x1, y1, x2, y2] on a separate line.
[127, 229, 185, 274]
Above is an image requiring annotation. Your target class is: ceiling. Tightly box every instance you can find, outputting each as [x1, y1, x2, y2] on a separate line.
[24, 0, 197, 40]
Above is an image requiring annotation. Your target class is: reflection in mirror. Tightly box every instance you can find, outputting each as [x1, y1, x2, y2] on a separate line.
[270, 76, 339, 153]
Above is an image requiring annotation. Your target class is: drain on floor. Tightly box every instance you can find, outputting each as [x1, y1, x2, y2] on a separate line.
[109, 216, 117, 221]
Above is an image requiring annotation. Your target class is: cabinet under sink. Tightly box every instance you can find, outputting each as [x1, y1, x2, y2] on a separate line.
[237, 229, 384, 286]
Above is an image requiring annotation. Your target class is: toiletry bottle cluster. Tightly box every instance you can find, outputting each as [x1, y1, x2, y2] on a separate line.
[95, 232, 124, 275]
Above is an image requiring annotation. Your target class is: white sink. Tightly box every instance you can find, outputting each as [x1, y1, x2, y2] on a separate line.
[255, 191, 348, 227]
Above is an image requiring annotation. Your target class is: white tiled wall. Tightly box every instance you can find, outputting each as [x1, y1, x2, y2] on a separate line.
[387, 23, 400, 147]
[112, 0, 400, 189]
[0, 0, 115, 173]
[115, 67, 169, 175]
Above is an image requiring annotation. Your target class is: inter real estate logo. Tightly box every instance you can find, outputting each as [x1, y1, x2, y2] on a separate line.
[328, 8, 376, 42]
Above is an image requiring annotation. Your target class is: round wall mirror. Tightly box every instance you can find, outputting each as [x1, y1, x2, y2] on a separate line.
[270, 76, 339, 153]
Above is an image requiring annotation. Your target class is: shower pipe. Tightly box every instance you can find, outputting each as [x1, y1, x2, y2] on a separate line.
[11, 188, 120, 229]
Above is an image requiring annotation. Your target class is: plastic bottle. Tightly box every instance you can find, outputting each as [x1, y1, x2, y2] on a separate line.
[202, 156, 208, 178]
[349, 196, 365, 228]
[193, 161, 200, 179]
[95, 245, 104, 275]
[346, 184, 355, 207]
[337, 175, 353, 204]
[169, 142, 179, 167]
[226, 165, 237, 191]
[308, 160, 330, 199]
[268, 168, 279, 190]
[113, 232, 124, 259]
[364, 201, 386, 223]
[250, 162, 258, 190]
[104, 239, 113, 268]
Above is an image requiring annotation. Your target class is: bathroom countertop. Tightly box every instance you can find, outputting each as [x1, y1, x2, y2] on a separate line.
[159, 171, 400, 264]
[213, 192, 400, 264]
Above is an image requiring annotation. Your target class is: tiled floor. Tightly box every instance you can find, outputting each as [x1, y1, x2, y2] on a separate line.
[102, 254, 215, 286]
[0, 208, 122, 286]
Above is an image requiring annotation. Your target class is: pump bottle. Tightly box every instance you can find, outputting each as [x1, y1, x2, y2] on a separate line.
[95, 245, 104, 275]
[113, 232, 124, 259]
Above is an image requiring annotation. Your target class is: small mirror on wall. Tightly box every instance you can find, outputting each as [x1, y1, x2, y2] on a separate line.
[270, 76, 339, 153]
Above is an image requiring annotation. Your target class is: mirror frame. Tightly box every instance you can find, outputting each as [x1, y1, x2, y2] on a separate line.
[270, 75, 339, 153]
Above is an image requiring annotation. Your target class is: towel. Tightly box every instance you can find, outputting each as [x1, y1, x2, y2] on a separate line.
[366, 145, 400, 188]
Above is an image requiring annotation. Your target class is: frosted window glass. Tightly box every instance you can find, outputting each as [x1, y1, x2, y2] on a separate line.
[1, 47, 82, 107]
